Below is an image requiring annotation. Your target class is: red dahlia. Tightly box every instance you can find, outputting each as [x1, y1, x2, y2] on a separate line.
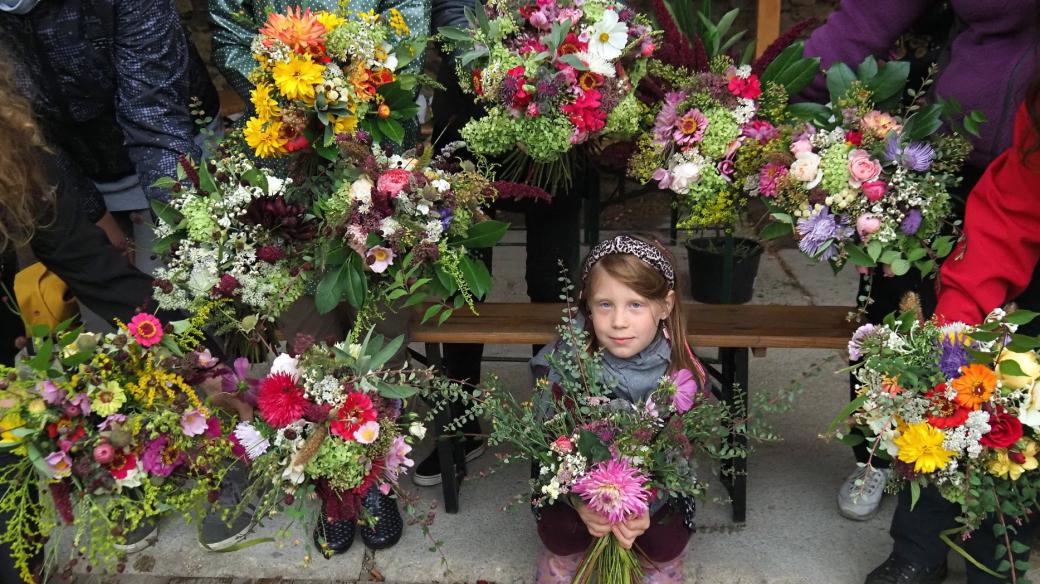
[257, 372, 310, 428]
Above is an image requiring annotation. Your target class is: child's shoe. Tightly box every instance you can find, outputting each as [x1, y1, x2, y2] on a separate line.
[642, 556, 684, 584]
[534, 550, 582, 584]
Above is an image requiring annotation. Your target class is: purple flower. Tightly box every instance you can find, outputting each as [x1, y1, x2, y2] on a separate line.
[180, 409, 209, 437]
[381, 435, 414, 491]
[652, 91, 689, 146]
[45, 451, 73, 478]
[796, 208, 853, 262]
[792, 123, 817, 143]
[900, 209, 923, 235]
[847, 324, 877, 361]
[885, 134, 934, 172]
[69, 393, 91, 416]
[717, 157, 736, 181]
[673, 108, 709, 146]
[141, 436, 185, 477]
[938, 336, 971, 379]
[670, 368, 699, 413]
[221, 357, 259, 407]
[40, 380, 64, 405]
[98, 414, 127, 431]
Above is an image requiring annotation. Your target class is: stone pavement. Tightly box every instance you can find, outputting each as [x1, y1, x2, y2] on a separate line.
[71, 226, 1031, 584]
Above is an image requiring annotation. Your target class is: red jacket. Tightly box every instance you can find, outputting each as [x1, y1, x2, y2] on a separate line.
[935, 105, 1040, 325]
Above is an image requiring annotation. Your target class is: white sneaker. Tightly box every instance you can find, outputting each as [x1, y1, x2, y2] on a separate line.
[837, 466, 890, 520]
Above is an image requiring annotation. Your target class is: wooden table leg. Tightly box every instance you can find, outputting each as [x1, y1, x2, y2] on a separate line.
[718, 346, 749, 523]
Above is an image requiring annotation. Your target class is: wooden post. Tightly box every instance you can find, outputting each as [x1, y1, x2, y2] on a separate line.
[756, 0, 782, 57]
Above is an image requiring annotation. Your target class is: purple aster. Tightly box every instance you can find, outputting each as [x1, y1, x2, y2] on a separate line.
[792, 123, 817, 143]
[652, 91, 689, 146]
[885, 134, 935, 172]
[938, 336, 971, 378]
[439, 208, 453, 231]
[848, 323, 877, 361]
[900, 209, 923, 235]
[796, 207, 854, 261]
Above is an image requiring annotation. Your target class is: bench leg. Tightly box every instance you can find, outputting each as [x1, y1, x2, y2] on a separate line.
[718, 347, 749, 523]
[425, 342, 463, 514]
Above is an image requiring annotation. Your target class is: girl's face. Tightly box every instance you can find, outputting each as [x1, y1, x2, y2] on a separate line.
[587, 269, 675, 360]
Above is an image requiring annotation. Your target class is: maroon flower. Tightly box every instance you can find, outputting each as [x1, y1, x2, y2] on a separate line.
[214, 274, 241, 297]
[256, 245, 285, 263]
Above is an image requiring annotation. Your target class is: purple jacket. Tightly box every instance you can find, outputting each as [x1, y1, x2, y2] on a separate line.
[804, 0, 1039, 169]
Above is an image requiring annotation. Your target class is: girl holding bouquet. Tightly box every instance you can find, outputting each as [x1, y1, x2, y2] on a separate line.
[529, 234, 706, 584]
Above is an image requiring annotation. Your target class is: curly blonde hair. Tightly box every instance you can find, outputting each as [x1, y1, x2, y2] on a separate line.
[0, 56, 53, 253]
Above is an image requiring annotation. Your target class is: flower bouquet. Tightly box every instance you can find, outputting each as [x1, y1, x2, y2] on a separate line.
[227, 331, 445, 553]
[242, 5, 426, 158]
[472, 308, 747, 583]
[311, 135, 506, 337]
[837, 307, 1040, 580]
[739, 57, 982, 279]
[151, 154, 315, 357]
[0, 316, 234, 581]
[439, 0, 657, 194]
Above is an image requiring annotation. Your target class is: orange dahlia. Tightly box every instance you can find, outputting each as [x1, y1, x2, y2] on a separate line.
[260, 7, 326, 54]
[951, 364, 997, 410]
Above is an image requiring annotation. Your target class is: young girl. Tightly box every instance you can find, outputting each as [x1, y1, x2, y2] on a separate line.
[529, 234, 706, 584]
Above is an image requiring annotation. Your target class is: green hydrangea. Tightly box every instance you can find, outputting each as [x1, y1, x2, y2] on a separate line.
[516, 113, 573, 163]
[181, 197, 218, 241]
[305, 438, 367, 492]
[931, 134, 972, 174]
[709, 54, 734, 75]
[678, 165, 740, 228]
[820, 143, 852, 194]
[321, 179, 354, 224]
[627, 134, 666, 184]
[647, 61, 693, 88]
[757, 82, 789, 122]
[461, 108, 517, 156]
[581, 0, 608, 22]
[603, 93, 641, 138]
[700, 107, 741, 159]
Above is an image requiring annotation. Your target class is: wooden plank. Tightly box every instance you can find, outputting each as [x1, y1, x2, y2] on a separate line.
[755, 0, 782, 58]
[410, 303, 860, 350]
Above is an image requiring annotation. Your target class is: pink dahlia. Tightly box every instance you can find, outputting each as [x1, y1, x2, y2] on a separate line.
[758, 162, 788, 197]
[376, 168, 413, 197]
[127, 313, 163, 347]
[572, 458, 650, 524]
[257, 372, 309, 427]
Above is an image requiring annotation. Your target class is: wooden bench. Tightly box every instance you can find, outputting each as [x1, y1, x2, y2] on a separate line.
[410, 302, 859, 522]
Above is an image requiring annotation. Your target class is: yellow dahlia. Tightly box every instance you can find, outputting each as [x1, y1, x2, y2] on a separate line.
[260, 7, 326, 53]
[273, 55, 325, 104]
[330, 114, 358, 134]
[989, 439, 1040, 480]
[894, 422, 954, 474]
[315, 11, 346, 32]
[244, 117, 288, 158]
[250, 82, 281, 120]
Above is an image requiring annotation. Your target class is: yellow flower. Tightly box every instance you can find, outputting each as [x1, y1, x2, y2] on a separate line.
[315, 11, 345, 31]
[330, 114, 358, 134]
[387, 8, 410, 36]
[91, 381, 127, 417]
[356, 9, 379, 25]
[272, 55, 324, 104]
[996, 349, 1040, 391]
[894, 422, 954, 474]
[244, 117, 288, 158]
[988, 440, 1040, 480]
[250, 82, 281, 121]
[0, 411, 26, 454]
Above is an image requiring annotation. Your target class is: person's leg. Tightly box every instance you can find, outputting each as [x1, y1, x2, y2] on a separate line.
[864, 486, 952, 583]
[525, 193, 582, 305]
[962, 510, 1040, 584]
[534, 502, 592, 584]
[633, 505, 693, 584]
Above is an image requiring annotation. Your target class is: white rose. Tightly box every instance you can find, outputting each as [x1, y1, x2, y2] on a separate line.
[270, 353, 299, 379]
[409, 422, 427, 440]
[789, 151, 823, 189]
[669, 162, 701, 194]
[1018, 384, 1040, 429]
[350, 177, 373, 203]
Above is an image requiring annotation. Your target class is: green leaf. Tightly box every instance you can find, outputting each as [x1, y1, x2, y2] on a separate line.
[914, 259, 935, 276]
[421, 304, 441, 324]
[369, 335, 405, 371]
[559, 54, 589, 71]
[459, 255, 485, 299]
[437, 309, 453, 325]
[375, 118, 405, 145]
[1006, 310, 1040, 326]
[151, 200, 184, 227]
[906, 247, 928, 262]
[1012, 540, 1032, 554]
[866, 60, 910, 105]
[1000, 359, 1027, 378]
[460, 47, 489, 67]
[27, 338, 54, 371]
[400, 292, 428, 309]
[909, 481, 921, 510]
[197, 159, 219, 194]
[375, 381, 419, 400]
[786, 102, 831, 125]
[760, 43, 801, 83]
[878, 250, 901, 265]
[867, 240, 883, 261]
[457, 220, 508, 248]
[845, 245, 877, 268]
[577, 430, 611, 464]
[888, 258, 911, 276]
[777, 57, 822, 96]
[343, 254, 369, 310]
[902, 103, 944, 141]
[315, 267, 345, 315]
[826, 62, 856, 105]
[932, 236, 955, 258]
[438, 26, 474, 42]
[827, 393, 868, 433]
[857, 56, 878, 79]
[758, 221, 791, 241]
[26, 443, 54, 480]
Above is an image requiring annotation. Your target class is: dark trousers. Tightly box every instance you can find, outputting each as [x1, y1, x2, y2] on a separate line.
[892, 486, 1040, 582]
[536, 502, 691, 563]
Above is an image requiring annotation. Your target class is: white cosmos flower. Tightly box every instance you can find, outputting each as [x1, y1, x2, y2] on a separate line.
[587, 10, 628, 61]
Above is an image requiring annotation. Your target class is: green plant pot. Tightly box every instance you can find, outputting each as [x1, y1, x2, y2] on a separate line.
[684, 237, 764, 304]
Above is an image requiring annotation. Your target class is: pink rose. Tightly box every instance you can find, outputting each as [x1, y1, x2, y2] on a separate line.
[551, 436, 574, 454]
[847, 149, 882, 186]
[376, 168, 413, 197]
[856, 214, 882, 239]
[862, 180, 888, 203]
[790, 139, 813, 155]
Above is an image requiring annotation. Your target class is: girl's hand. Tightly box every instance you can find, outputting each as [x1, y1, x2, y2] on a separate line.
[574, 500, 611, 538]
[611, 511, 651, 549]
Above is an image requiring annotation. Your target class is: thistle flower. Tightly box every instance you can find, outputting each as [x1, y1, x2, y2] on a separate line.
[571, 458, 650, 524]
[885, 134, 935, 172]
[795, 208, 853, 262]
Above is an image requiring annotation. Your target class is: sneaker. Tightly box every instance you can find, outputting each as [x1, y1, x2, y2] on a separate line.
[838, 466, 890, 520]
[199, 463, 256, 551]
[864, 554, 946, 584]
[113, 516, 158, 553]
[412, 438, 486, 487]
[313, 511, 356, 558]
[358, 487, 403, 550]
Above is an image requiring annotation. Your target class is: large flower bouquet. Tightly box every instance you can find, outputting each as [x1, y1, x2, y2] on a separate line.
[472, 310, 746, 583]
[739, 57, 982, 278]
[0, 317, 233, 581]
[228, 331, 442, 553]
[311, 135, 505, 337]
[439, 0, 657, 194]
[152, 155, 315, 356]
[838, 308, 1040, 580]
[242, 5, 425, 158]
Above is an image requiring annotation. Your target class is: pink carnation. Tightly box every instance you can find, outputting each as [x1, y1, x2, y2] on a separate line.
[376, 168, 413, 197]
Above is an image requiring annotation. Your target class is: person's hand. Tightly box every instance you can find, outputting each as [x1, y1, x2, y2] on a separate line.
[95, 212, 134, 264]
[198, 376, 254, 422]
[574, 499, 612, 538]
[611, 510, 650, 550]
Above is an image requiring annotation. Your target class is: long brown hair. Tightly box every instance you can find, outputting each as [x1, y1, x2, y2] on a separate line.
[0, 56, 53, 253]
[579, 234, 706, 388]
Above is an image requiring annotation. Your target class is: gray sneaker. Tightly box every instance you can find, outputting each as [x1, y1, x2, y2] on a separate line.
[199, 463, 256, 551]
[838, 466, 890, 520]
[113, 516, 158, 553]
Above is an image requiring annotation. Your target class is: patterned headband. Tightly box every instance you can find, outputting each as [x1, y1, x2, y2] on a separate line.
[581, 235, 676, 289]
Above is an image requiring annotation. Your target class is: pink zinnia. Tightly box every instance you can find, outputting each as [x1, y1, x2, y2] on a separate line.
[670, 368, 699, 413]
[758, 162, 788, 197]
[673, 108, 708, 146]
[127, 313, 163, 347]
[572, 458, 650, 524]
[141, 436, 185, 477]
